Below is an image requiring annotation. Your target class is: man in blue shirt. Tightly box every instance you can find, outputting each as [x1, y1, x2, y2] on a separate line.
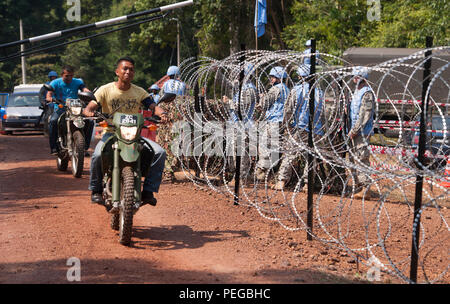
[46, 65, 92, 155]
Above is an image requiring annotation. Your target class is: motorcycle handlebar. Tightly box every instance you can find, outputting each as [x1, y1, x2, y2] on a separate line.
[145, 115, 161, 124]
[90, 113, 161, 125]
[49, 98, 63, 105]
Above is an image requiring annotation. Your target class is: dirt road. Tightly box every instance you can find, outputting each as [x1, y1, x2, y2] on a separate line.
[0, 132, 377, 284]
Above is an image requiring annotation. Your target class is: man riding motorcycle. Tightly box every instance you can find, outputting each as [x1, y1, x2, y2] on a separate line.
[83, 56, 169, 206]
[46, 65, 93, 155]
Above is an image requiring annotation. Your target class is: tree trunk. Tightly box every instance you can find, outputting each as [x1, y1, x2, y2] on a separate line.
[269, 1, 286, 49]
[229, 0, 241, 55]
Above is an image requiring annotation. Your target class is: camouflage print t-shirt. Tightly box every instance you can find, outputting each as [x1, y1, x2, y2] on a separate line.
[94, 82, 149, 133]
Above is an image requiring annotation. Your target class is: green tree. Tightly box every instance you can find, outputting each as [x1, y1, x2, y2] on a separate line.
[365, 0, 449, 48]
[282, 0, 368, 56]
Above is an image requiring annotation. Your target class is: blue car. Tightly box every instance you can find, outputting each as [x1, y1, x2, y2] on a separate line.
[411, 115, 450, 168]
[0, 91, 44, 135]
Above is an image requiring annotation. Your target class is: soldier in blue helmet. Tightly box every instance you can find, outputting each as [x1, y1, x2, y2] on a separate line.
[160, 65, 186, 99]
[148, 84, 161, 104]
[255, 66, 290, 181]
[347, 66, 376, 198]
[48, 71, 58, 81]
[302, 39, 320, 67]
[274, 64, 325, 190]
[41, 71, 58, 101]
[222, 62, 259, 185]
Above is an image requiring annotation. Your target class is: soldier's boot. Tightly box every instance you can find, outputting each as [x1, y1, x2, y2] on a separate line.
[273, 180, 285, 191]
[255, 168, 267, 181]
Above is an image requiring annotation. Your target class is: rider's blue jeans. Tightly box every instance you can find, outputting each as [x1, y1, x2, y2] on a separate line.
[48, 107, 65, 151]
[88, 132, 166, 194]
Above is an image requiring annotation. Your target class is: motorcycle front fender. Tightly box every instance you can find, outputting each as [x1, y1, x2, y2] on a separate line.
[118, 140, 140, 163]
[72, 116, 85, 129]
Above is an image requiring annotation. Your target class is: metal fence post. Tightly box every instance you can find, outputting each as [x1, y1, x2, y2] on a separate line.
[307, 38, 316, 241]
[194, 77, 201, 178]
[234, 44, 246, 205]
[410, 36, 433, 283]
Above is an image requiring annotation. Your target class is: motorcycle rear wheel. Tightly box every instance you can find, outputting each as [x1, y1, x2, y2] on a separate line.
[71, 130, 85, 178]
[119, 166, 135, 246]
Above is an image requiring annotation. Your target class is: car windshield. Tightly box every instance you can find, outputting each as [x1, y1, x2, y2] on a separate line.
[432, 117, 450, 131]
[8, 94, 41, 107]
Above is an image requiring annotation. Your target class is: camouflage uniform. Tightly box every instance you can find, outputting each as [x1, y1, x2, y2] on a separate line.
[225, 81, 258, 180]
[256, 83, 289, 173]
[277, 83, 324, 185]
[347, 86, 375, 186]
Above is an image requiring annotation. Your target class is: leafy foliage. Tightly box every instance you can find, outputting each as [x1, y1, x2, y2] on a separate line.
[0, 0, 447, 91]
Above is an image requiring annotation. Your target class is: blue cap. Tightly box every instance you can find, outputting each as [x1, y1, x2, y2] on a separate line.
[167, 65, 180, 76]
[269, 66, 287, 79]
[352, 66, 369, 79]
[48, 71, 58, 78]
[149, 84, 160, 91]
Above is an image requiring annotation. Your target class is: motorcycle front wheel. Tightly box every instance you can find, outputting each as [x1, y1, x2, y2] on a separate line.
[119, 165, 135, 246]
[71, 130, 85, 178]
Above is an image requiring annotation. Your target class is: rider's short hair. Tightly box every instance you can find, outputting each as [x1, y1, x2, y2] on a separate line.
[116, 56, 135, 67]
[62, 65, 75, 74]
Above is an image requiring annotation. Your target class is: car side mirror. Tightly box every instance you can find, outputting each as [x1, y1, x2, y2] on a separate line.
[158, 93, 176, 104]
[43, 84, 54, 92]
[78, 91, 97, 104]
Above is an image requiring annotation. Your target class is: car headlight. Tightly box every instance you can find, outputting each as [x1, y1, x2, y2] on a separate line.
[6, 115, 19, 119]
[70, 106, 82, 115]
[120, 126, 138, 141]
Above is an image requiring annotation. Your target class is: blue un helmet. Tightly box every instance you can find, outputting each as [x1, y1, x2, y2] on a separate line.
[48, 71, 58, 79]
[352, 66, 369, 80]
[297, 64, 310, 77]
[305, 39, 312, 47]
[167, 65, 180, 77]
[149, 84, 160, 91]
[269, 66, 287, 80]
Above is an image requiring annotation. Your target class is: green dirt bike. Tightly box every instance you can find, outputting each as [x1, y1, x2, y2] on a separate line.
[83, 96, 161, 246]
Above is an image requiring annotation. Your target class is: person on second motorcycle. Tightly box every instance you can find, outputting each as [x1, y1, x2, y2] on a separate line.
[39, 71, 59, 130]
[46, 65, 93, 155]
[83, 56, 169, 207]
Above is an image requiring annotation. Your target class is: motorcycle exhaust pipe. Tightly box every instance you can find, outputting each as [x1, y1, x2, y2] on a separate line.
[112, 143, 120, 203]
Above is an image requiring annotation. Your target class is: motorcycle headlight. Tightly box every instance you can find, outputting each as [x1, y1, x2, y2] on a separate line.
[70, 106, 82, 115]
[120, 126, 138, 141]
